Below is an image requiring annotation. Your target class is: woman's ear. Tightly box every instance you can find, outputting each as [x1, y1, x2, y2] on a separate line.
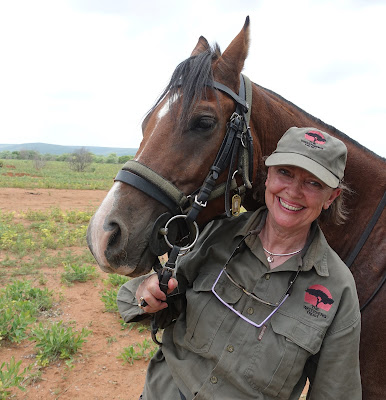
[323, 188, 342, 210]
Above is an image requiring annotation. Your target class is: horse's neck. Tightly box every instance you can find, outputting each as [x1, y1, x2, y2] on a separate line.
[250, 84, 320, 156]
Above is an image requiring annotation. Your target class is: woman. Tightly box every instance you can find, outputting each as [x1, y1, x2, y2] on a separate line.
[117, 127, 362, 399]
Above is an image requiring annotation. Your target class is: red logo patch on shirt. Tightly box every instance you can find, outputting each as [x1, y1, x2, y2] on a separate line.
[304, 284, 334, 311]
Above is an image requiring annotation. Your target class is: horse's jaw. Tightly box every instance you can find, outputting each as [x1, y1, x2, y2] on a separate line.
[86, 182, 160, 277]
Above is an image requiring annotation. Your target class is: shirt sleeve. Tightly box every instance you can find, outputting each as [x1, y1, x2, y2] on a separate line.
[116, 274, 153, 323]
[306, 308, 362, 399]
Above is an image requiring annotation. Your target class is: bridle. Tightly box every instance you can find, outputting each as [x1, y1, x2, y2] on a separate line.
[114, 74, 254, 342]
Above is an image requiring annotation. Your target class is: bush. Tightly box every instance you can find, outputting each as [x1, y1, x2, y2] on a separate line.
[68, 147, 92, 172]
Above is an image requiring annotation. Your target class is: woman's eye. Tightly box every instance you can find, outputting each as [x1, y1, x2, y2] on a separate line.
[306, 180, 323, 190]
[191, 116, 216, 131]
[278, 168, 291, 176]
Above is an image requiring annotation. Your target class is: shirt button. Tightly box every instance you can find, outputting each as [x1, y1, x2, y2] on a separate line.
[210, 376, 218, 384]
[265, 274, 271, 280]
[247, 307, 254, 315]
[227, 344, 234, 353]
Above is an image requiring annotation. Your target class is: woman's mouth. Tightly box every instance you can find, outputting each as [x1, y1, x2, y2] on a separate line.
[279, 198, 304, 211]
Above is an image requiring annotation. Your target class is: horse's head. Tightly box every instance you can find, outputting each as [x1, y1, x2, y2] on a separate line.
[87, 18, 251, 276]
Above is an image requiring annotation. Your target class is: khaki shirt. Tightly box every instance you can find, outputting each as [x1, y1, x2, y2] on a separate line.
[117, 208, 361, 399]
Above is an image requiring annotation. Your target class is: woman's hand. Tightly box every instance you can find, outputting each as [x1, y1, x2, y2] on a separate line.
[136, 273, 178, 313]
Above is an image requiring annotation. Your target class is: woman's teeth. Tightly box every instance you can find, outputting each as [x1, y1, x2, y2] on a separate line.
[279, 198, 304, 211]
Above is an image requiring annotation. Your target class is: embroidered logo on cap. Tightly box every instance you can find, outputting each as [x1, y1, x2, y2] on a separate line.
[305, 130, 326, 145]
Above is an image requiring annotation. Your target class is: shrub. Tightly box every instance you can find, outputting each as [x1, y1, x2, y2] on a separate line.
[0, 357, 31, 400]
[117, 339, 158, 365]
[106, 274, 130, 287]
[100, 288, 119, 313]
[29, 321, 92, 366]
[61, 264, 98, 285]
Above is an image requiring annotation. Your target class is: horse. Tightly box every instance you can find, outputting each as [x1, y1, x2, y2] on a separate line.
[87, 17, 385, 399]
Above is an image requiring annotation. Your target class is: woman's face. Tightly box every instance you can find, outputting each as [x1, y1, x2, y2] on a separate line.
[265, 166, 341, 233]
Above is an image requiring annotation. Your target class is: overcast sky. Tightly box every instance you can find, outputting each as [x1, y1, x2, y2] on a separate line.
[0, 0, 385, 157]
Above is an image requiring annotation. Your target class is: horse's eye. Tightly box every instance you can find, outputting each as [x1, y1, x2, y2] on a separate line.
[191, 116, 216, 132]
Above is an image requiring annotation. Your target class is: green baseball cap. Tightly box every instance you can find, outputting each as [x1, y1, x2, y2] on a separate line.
[265, 127, 347, 188]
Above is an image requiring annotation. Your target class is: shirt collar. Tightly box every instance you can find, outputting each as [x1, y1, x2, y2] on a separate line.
[237, 207, 330, 277]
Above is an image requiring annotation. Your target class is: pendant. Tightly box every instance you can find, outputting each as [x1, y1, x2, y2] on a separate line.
[232, 194, 241, 216]
[267, 256, 274, 263]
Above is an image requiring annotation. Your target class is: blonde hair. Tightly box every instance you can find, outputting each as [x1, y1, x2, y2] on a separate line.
[319, 180, 352, 225]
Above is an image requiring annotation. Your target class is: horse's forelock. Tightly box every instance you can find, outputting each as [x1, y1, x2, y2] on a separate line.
[145, 44, 222, 132]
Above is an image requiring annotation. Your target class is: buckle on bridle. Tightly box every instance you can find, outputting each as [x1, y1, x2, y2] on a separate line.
[194, 195, 207, 208]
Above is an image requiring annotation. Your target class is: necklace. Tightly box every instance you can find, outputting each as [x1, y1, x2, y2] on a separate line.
[263, 247, 302, 263]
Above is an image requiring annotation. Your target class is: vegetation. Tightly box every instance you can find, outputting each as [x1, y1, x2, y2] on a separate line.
[0, 357, 31, 400]
[0, 280, 54, 343]
[61, 263, 99, 285]
[0, 162, 161, 398]
[117, 339, 158, 365]
[101, 288, 120, 313]
[30, 321, 92, 366]
[0, 159, 121, 189]
[0, 149, 133, 164]
[68, 147, 93, 172]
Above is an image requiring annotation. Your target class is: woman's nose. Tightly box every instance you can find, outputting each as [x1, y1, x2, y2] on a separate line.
[286, 178, 304, 197]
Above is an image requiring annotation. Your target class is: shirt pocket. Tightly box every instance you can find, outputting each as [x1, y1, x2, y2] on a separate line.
[244, 312, 324, 399]
[184, 272, 242, 354]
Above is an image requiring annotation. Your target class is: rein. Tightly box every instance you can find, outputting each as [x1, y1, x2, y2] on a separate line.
[344, 191, 386, 312]
[115, 74, 253, 343]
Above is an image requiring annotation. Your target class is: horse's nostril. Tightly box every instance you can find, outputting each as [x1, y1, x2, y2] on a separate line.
[107, 224, 121, 248]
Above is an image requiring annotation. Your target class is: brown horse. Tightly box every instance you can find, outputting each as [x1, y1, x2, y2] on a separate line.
[87, 18, 385, 399]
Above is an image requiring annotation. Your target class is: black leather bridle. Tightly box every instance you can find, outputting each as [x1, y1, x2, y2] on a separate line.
[114, 74, 253, 342]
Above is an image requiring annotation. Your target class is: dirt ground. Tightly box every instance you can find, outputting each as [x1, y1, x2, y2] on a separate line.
[1, 188, 148, 400]
[0, 188, 308, 399]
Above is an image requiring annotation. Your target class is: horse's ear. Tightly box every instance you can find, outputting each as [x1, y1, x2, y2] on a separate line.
[191, 36, 210, 56]
[213, 16, 250, 88]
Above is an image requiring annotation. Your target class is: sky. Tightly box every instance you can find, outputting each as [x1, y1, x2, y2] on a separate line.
[0, 0, 385, 157]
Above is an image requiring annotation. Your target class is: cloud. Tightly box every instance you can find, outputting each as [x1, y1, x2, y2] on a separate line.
[0, 0, 385, 156]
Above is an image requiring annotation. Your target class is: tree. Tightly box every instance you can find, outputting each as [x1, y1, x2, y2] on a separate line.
[106, 153, 118, 164]
[68, 147, 92, 172]
[118, 155, 133, 164]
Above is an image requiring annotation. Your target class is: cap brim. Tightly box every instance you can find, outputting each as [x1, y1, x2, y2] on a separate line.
[265, 153, 339, 188]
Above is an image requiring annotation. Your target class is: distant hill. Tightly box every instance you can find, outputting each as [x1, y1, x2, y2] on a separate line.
[0, 143, 138, 157]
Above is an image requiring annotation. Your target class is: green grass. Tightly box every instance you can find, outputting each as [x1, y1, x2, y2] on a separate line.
[117, 339, 158, 365]
[61, 263, 99, 285]
[30, 321, 92, 366]
[0, 357, 32, 400]
[0, 209, 92, 257]
[0, 159, 120, 189]
[0, 280, 53, 344]
[105, 273, 130, 287]
[100, 288, 119, 313]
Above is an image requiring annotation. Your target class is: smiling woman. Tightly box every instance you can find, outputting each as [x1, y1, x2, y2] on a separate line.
[118, 126, 362, 400]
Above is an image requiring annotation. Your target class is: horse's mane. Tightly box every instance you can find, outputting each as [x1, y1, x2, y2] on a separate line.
[146, 44, 222, 130]
[255, 83, 384, 160]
